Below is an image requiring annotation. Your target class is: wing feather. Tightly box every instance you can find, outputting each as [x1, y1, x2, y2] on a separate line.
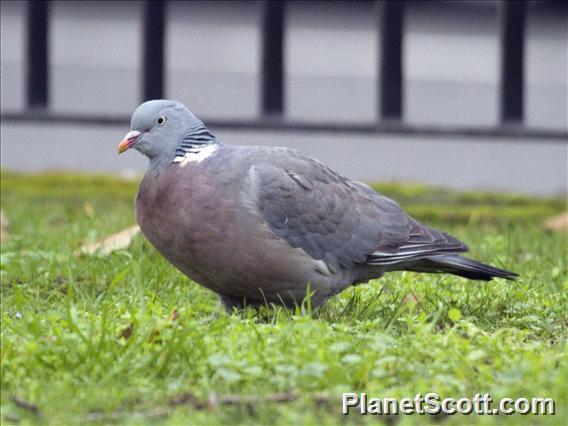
[245, 148, 468, 271]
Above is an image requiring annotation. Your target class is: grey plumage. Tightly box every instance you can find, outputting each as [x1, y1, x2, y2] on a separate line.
[119, 100, 517, 310]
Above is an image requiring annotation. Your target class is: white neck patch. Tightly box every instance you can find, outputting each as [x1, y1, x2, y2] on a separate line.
[174, 144, 218, 167]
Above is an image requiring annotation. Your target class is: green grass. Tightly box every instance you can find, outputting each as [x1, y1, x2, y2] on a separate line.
[1, 170, 566, 425]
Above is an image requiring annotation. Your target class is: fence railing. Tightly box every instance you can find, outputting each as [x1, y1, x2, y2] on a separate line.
[2, 0, 567, 141]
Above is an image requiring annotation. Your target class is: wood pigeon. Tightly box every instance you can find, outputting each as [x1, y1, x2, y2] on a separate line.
[118, 100, 517, 310]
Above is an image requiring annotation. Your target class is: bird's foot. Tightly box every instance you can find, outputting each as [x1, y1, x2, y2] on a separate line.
[217, 293, 249, 312]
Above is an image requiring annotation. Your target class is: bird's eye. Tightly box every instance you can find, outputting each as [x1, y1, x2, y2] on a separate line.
[157, 116, 166, 126]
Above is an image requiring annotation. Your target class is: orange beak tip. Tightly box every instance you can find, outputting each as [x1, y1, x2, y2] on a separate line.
[117, 139, 130, 154]
[117, 130, 142, 154]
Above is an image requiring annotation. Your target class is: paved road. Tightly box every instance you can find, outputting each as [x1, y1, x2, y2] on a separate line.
[2, 122, 566, 196]
[1, 1, 566, 195]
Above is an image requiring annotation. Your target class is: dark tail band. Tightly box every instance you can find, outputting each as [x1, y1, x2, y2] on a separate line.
[406, 255, 518, 281]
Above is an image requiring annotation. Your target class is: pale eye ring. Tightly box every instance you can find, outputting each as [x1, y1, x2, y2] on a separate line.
[157, 116, 166, 126]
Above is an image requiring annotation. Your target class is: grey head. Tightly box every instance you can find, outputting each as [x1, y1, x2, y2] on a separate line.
[118, 99, 216, 170]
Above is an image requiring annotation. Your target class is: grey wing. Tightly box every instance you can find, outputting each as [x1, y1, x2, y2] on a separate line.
[351, 182, 469, 266]
[245, 151, 468, 272]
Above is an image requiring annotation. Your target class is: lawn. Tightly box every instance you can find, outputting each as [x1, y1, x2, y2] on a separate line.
[1, 170, 566, 425]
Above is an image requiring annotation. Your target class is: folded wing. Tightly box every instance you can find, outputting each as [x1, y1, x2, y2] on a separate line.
[246, 149, 469, 273]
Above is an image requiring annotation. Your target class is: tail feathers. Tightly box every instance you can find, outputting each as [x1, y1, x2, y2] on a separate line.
[405, 255, 518, 281]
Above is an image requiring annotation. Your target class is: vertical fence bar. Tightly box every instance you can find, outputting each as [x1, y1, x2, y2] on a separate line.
[261, 0, 285, 116]
[26, 0, 49, 109]
[379, 0, 404, 121]
[142, 0, 166, 101]
[500, 1, 526, 124]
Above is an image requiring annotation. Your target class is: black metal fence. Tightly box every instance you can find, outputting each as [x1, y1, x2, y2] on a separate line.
[2, 0, 567, 140]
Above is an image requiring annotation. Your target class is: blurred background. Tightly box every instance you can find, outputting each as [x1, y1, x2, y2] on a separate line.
[1, 0, 566, 195]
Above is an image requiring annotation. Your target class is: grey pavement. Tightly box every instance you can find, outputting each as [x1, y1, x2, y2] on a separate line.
[2, 122, 566, 196]
[1, 1, 566, 195]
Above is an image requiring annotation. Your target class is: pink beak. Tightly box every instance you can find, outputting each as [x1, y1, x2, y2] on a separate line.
[117, 130, 142, 154]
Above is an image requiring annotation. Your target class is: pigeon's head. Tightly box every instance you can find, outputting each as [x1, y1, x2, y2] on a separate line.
[118, 99, 203, 159]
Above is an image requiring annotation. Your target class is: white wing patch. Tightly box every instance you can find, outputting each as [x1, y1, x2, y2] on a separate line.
[174, 144, 218, 167]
